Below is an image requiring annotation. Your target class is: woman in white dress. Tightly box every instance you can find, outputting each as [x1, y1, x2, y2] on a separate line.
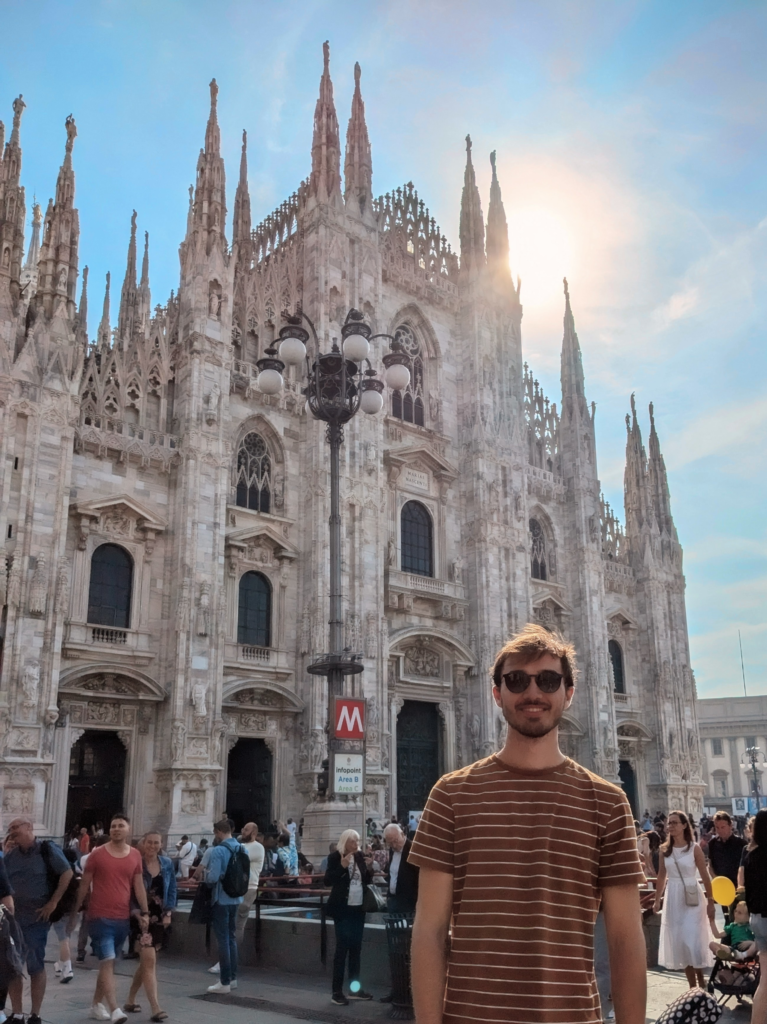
[653, 809, 716, 989]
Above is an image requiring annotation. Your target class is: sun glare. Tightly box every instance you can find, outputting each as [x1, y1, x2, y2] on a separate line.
[507, 207, 575, 310]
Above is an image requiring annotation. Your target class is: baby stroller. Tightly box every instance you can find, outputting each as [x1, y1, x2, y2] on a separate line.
[707, 952, 760, 1008]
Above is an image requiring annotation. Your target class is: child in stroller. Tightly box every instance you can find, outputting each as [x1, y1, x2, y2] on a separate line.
[707, 899, 760, 1005]
[709, 900, 757, 963]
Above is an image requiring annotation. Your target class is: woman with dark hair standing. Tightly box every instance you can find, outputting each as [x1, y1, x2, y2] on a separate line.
[738, 808, 767, 1022]
[653, 809, 715, 989]
[123, 833, 177, 1021]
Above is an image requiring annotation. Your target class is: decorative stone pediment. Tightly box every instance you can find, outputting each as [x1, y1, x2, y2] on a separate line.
[390, 627, 474, 666]
[71, 493, 167, 550]
[226, 523, 297, 574]
[58, 666, 166, 702]
[402, 639, 441, 678]
[385, 444, 457, 500]
[606, 610, 637, 637]
[222, 679, 303, 712]
[617, 721, 653, 741]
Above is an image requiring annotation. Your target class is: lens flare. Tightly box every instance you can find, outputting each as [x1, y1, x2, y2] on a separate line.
[349, 981, 361, 993]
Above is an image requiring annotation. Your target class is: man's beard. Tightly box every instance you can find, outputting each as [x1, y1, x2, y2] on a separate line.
[501, 700, 566, 738]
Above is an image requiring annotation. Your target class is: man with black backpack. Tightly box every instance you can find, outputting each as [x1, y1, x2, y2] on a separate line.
[3, 816, 73, 1024]
[200, 818, 249, 994]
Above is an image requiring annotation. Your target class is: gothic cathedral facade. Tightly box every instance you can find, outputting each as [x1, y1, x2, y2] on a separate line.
[0, 47, 705, 840]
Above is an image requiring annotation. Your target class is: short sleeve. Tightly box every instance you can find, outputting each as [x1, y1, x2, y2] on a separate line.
[741, 847, 749, 866]
[597, 790, 646, 889]
[131, 850, 142, 876]
[48, 843, 72, 877]
[0, 857, 13, 899]
[407, 778, 456, 874]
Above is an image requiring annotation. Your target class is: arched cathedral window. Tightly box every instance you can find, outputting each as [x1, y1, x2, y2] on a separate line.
[238, 571, 271, 647]
[88, 544, 133, 628]
[235, 432, 271, 513]
[401, 501, 433, 577]
[608, 639, 625, 694]
[529, 518, 547, 580]
[391, 325, 425, 427]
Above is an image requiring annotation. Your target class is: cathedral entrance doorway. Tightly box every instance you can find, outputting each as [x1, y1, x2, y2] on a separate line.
[226, 738, 272, 833]
[65, 730, 127, 833]
[619, 760, 638, 818]
[396, 701, 440, 825]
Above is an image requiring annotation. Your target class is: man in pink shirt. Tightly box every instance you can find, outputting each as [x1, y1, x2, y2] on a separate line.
[71, 814, 149, 1024]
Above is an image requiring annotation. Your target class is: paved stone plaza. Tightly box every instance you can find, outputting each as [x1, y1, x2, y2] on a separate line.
[7, 930, 749, 1024]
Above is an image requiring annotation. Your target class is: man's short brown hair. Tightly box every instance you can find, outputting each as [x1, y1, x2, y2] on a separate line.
[490, 623, 577, 690]
[713, 811, 732, 825]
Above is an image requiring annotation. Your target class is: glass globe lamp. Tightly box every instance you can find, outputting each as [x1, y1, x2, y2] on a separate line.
[342, 332, 370, 363]
[360, 377, 384, 414]
[257, 368, 283, 394]
[279, 336, 307, 366]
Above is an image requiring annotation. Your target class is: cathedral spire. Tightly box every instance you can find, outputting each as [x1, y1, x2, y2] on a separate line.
[23, 199, 42, 270]
[623, 394, 656, 555]
[35, 114, 80, 320]
[232, 129, 252, 257]
[459, 135, 485, 277]
[19, 198, 42, 299]
[560, 278, 589, 418]
[97, 270, 111, 349]
[0, 95, 28, 314]
[138, 229, 151, 329]
[344, 61, 372, 214]
[308, 41, 342, 204]
[183, 79, 227, 261]
[486, 150, 509, 277]
[647, 402, 678, 542]
[118, 210, 138, 345]
[8, 93, 25, 151]
[78, 264, 88, 324]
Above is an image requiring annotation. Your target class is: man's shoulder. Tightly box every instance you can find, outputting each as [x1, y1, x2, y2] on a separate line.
[430, 755, 503, 790]
[564, 758, 632, 802]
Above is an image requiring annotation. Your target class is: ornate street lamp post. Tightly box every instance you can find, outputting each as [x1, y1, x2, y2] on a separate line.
[740, 745, 766, 808]
[255, 309, 410, 781]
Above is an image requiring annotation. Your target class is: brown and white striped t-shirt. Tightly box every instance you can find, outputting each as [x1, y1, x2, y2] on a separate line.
[408, 754, 644, 1024]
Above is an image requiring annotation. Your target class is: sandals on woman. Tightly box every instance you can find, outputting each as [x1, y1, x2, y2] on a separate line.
[150, 1013, 169, 1022]
[123, 1005, 141, 1014]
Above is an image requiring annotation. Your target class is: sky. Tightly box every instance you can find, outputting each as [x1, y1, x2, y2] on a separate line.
[1, 0, 765, 698]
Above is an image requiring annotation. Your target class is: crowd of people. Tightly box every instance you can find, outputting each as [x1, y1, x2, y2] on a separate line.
[0, 809, 419, 1021]
[633, 804, 767, 1015]
[2, 626, 767, 1024]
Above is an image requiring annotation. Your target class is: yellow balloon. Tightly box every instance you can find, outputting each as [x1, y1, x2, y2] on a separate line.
[711, 875, 737, 907]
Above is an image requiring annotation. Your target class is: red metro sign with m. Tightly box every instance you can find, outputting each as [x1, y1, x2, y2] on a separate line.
[333, 698, 366, 740]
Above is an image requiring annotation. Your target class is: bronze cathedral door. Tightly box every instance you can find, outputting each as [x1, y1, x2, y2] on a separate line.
[396, 700, 441, 825]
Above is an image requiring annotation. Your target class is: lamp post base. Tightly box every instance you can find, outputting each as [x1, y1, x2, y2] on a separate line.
[300, 794, 365, 864]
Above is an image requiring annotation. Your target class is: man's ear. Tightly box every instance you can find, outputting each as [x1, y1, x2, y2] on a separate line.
[564, 685, 575, 710]
[492, 685, 502, 709]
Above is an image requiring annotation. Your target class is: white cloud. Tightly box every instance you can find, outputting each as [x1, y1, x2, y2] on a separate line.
[652, 285, 700, 330]
[663, 395, 767, 471]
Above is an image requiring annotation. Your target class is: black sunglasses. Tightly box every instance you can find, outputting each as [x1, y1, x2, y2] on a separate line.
[501, 669, 566, 694]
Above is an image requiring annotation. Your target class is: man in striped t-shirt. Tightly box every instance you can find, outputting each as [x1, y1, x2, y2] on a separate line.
[409, 624, 646, 1024]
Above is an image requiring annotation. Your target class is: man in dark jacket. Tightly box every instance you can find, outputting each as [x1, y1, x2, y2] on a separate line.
[708, 811, 746, 886]
[383, 823, 419, 914]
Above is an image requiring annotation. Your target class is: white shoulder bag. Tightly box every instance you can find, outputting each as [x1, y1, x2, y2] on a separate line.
[671, 849, 700, 906]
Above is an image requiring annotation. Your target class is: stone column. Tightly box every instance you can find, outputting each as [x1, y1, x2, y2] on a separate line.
[438, 701, 456, 774]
